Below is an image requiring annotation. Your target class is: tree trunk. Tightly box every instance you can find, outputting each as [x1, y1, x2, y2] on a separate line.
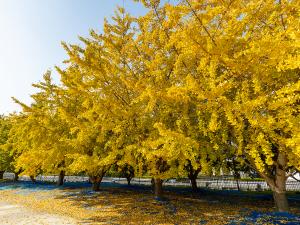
[190, 177, 198, 191]
[126, 176, 131, 186]
[57, 170, 65, 186]
[30, 175, 36, 183]
[273, 191, 289, 212]
[92, 179, 101, 191]
[264, 178, 289, 212]
[14, 172, 20, 181]
[232, 157, 241, 191]
[90, 175, 104, 191]
[154, 178, 163, 198]
[234, 171, 241, 191]
[188, 167, 201, 192]
[151, 178, 155, 190]
[271, 170, 289, 212]
[0, 171, 4, 179]
[235, 178, 240, 191]
[263, 152, 289, 212]
[273, 153, 289, 212]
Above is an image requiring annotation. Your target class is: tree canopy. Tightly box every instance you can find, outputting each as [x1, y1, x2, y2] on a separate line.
[1, 0, 299, 212]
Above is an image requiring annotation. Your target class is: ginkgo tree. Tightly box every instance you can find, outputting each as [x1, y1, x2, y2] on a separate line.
[129, 0, 229, 197]
[55, 7, 144, 191]
[2, 0, 298, 213]
[7, 72, 71, 185]
[56, 0, 299, 205]
[143, 0, 300, 211]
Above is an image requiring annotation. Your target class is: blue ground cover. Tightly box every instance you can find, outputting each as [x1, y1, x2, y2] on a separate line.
[228, 211, 300, 225]
[1, 180, 299, 224]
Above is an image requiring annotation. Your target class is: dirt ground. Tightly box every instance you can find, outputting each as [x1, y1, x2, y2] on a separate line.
[0, 181, 299, 224]
[0, 202, 78, 225]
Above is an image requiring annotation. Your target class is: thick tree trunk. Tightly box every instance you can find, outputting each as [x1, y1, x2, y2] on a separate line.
[263, 152, 289, 212]
[265, 178, 289, 212]
[273, 153, 289, 212]
[30, 175, 36, 183]
[0, 171, 4, 179]
[154, 178, 163, 198]
[90, 175, 104, 191]
[57, 170, 65, 186]
[271, 171, 289, 212]
[273, 191, 289, 212]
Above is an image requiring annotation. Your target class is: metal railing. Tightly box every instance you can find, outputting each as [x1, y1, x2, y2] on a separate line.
[2, 173, 300, 191]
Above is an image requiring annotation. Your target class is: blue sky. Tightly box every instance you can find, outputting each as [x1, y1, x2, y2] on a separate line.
[0, 0, 148, 114]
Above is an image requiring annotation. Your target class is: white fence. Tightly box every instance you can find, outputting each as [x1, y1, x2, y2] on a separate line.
[3, 173, 300, 191]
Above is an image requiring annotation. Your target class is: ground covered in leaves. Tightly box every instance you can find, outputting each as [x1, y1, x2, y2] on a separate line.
[0, 180, 299, 224]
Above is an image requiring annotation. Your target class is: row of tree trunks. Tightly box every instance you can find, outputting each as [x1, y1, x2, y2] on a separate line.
[0, 171, 4, 179]
[6, 165, 289, 212]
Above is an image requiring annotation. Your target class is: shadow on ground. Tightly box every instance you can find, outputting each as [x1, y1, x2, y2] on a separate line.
[1, 180, 300, 224]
